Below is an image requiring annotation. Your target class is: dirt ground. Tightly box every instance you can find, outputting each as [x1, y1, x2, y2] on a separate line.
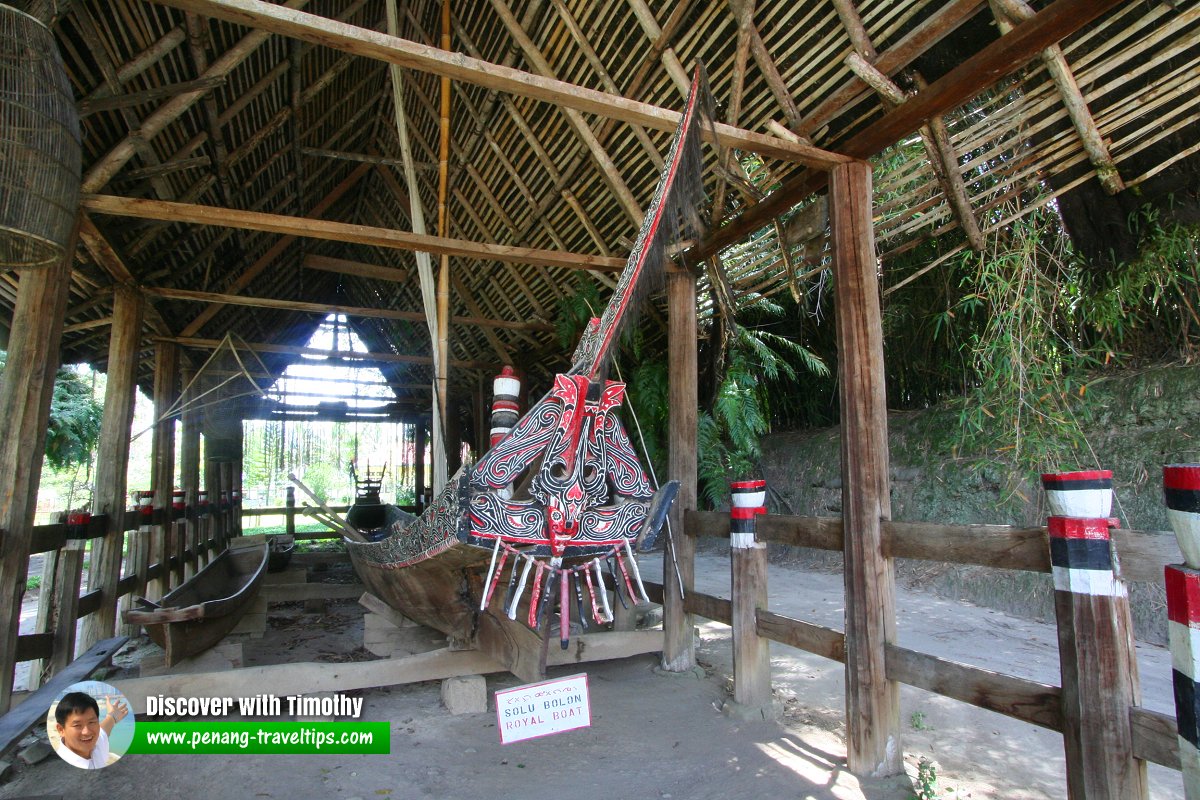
[1, 551, 1185, 800]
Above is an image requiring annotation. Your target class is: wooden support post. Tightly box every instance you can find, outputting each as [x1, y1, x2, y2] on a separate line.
[28, 516, 64, 691]
[831, 161, 902, 776]
[1049, 515, 1147, 799]
[81, 284, 145, 652]
[415, 422, 427, 511]
[205, 458, 221, 555]
[121, 487, 151, 637]
[285, 485, 296, 538]
[725, 480, 774, 720]
[661, 269, 698, 672]
[1166, 564, 1200, 799]
[47, 533, 86, 679]
[0, 251, 74, 710]
[180, 366, 201, 579]
[1166, 465, 1200, 797]
[148, 342, 178, 599]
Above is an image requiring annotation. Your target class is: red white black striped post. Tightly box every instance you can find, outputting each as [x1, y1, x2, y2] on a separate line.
[490, 366, 521, 449]
[725, 479, 775, 720]
[1043, 471, 1147, 799]
[1164, 464, 1200, 799]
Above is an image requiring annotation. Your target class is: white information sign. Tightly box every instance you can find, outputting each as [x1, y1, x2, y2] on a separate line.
[494, 673, 591, 744]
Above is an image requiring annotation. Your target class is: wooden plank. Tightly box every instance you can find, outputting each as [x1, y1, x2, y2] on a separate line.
[80, 285, 144, 652]
[119, 648, 502, 712]
[14, 633, 54, 663]
[683, 590, 732, 625]
[292, 551, 351, 566]
[1113, 528, 1181, 585]
[30, 525, 67, 555]
[0, 252, 75, 713]
[756, 610, 846, 663]
[143, 0, 847, 168]
[262, 583, 364, 602]
[84, 194, 625, 272]
[302, 253, 409, 282]
[118, 632, 661, 713]
[884, 643, 1062, 731]
[1129, 706, 1180, 770]
[832, 161, 902, 776]
[887, 520, 1049, 572]
[759, 514, 845, 551]
[0, 637, 127, 756]
[475, 610, 545, 683]
[663, 271, 699, 671]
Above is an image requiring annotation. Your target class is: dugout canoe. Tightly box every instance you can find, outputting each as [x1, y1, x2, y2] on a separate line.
[124, 536, 269, 666]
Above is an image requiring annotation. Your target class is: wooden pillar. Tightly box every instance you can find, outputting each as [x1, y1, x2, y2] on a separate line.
[148, 343, 178, 598]
[80, 284, 145, 652]
[221, 461, 235, 542]
[415, 421, 427, 511]
[1050, 515, 1147, 799]
[285, 485, 296, 538]
[1168, 564, 1200, 799]
[179, 366, 201, 579]
[661, 269, 698, 671]
[0, 252, 74, 712]
[830, 161, 902, 776]
[726, 480, 773, 719]
[28, 514, 64, 691]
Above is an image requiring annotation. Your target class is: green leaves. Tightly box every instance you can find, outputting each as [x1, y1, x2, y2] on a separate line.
[44, 367, 103, 471]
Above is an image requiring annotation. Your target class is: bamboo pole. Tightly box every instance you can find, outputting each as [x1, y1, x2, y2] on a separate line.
[288, 474, 366, 543]
[436, 0, 452, 457]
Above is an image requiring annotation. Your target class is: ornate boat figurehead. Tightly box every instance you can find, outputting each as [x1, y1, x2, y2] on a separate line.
[456, 66, 712, 638]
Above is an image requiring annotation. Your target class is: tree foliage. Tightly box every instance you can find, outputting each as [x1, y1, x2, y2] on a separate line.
[0, 354, 103, 471]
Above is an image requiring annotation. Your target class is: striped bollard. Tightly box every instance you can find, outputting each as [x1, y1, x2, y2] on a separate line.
[1165, 464, 1200, 799]
[724, 480, 775, 720]
[490, 366, 521, 448]
[1043, 471, 1147, 800]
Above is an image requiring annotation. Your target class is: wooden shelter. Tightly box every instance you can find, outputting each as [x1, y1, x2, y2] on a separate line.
[1, 0, 1198, 793]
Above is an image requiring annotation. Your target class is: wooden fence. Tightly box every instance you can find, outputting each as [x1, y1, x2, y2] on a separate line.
[646, 509, 1182, 785]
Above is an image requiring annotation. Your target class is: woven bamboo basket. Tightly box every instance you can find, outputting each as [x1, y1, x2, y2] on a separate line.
[0, 4, 80, 269]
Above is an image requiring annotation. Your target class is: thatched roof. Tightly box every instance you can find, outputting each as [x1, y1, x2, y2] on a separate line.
[3, 0, 1199, 411]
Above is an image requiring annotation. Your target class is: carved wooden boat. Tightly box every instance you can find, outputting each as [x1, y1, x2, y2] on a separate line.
[124, 536, 269, 666]
[345, 71, 706, 679]
[267, 534, 295, 572]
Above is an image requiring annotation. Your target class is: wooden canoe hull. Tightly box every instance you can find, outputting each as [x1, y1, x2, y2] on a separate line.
[125, 538, 269, 667]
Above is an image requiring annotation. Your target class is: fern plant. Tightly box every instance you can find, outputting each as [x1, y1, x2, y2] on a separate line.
[698, 320, 828, 508]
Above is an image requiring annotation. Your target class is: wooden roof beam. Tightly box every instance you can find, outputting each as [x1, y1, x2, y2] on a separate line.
[178, 161, 372, 337]
[143, 0, 847, 169]
[143, 286, 552, 332]
[161, 336, 494, 370]
[487, 0, 643, 225]
[726, 0, 804, 132]
[83, 0, 311, 193]
[836, 1, 985, 251]
[78, 76, 228, 116]
[83, 194, 626, 272]
[695, 0, 1128, 260]
[76, 215, 176, 339]
[302, 253, 409, 284]
[990, 0, 1124, 194]
[798, 0, 987, 140]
